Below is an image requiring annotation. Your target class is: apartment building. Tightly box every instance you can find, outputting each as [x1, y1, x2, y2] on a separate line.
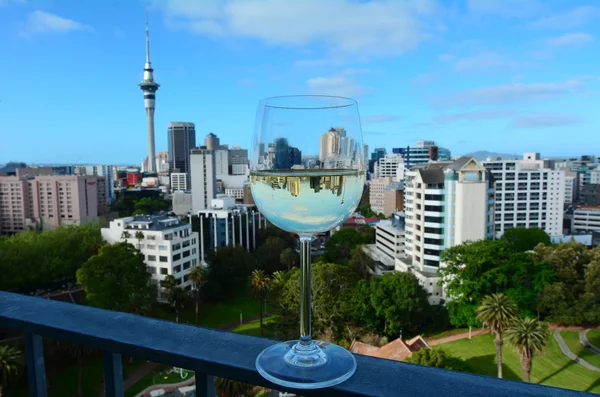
[0, 175, 105, 234]
[170, 172, 187, 192]
[190, 148, 217, 213]
[102, 216, 200, 298]
[373, 154, 405, 181]
[483, 152, 565, 237]
[369, 177, 393, 214]
[564, 171, 577, 204]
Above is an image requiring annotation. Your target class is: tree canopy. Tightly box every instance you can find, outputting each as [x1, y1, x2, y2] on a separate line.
[324, 228, 373, 263]
[408, 348, 470, 372]
[76, 242, 154, 311]
[254, 236, 289, 273]
[501, 227, 551, 252]
[203, 246, 257, 301]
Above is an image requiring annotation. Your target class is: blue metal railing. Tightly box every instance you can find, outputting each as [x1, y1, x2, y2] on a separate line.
[0, 291, 591, 397]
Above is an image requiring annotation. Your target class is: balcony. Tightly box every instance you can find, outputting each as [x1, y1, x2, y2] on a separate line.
[0, 291, 586, 397]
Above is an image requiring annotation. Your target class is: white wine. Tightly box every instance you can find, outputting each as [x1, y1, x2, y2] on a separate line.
[250, 169, 365, 235]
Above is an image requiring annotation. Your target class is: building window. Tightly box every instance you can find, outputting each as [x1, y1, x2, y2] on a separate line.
[182, 250, 190, 258]
[160, 268, 168, 275]
[148, 266, 157, 274]
[174, 265, 182, 273]
[173, 253, 181, 261]
[183, 261, 191, 270]
[159, 256, 168, 262]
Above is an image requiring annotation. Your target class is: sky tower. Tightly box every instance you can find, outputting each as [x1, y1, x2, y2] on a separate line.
[140, 15, 159, 173]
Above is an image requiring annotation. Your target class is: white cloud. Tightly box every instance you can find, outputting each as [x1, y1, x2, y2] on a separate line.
[306, 75, 368, 97]
[361, 114, 401, 124]
[510, 113, 583, 129]
[530, 6, 600, 29]
[432, 78, 584, 108]
[547, 33, 594, 47]
[454, 52, 518, 72]
[434, 109, 516, 124]
[466, 0, 543, 17]
[438, 53, 455, 62]
[155, 0, 442, 57]
[21, 10, 93, 36]
[293, 59, 342, 68]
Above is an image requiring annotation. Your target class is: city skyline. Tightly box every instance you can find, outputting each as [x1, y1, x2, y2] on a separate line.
[1, 0, 600, 164]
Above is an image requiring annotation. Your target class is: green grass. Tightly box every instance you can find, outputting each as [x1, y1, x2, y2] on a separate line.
[561, 331, 600, 368]
[588, 330, 600, 350]
[124, 364, 170, 397]
[424, 328, 470, 339]
[231, 316, 277, 337]
[440, 333, 600, 394]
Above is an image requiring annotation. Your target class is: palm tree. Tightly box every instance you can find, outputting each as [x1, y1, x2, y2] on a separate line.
[476, 293, 519, 379]
[134, 231, 144, 248]
[249, 269, 271, 337]
[505, 317, 550, 383]
[161, 274, 177, 301]
[188, 265, 208, 324]
[57, 342, 94, 397]
[280, 248, 298, 271]
[214, 377, 252, 397]
[271, 270, 285, 289]
[168, 286, 190, 323]
[0, 345, 21, 397]
[120, 231, 131, 241]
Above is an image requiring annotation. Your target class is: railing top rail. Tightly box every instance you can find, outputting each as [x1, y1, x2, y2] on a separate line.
[0, 291, 590, 397]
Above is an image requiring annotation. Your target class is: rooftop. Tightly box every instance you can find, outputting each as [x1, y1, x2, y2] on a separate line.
[121, 215, 185, 231]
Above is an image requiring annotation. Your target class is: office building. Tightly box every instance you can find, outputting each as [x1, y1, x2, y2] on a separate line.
[170, 173, 187, 192]
[190, 149, 216, 213]
[139, 18, 160, 173]
[102, 216, 200, 298]
[572, 206, 600, 233]
[404, 157, 493, 271]
[393, 140, 451, 168]
[384, 182, 404, 217]
[0, 175, 105, 234]
[229, 147, 248, 166]
[204, 133, 220, 150]
[78, 165, 115, 204]
[371, 148, 386, 162]
[214, 149, 229, 177]
[564, 171, 577, 204]
[369, 177, 393, 214]
[373, 153, 405, 182]
[581, 184, 600, 206]
[225, 187, 244, 200]
[483, 152, 565, 237]
[168, 122, 196, 189]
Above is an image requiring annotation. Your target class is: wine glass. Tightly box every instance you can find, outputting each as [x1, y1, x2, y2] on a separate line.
[250, 95, 365, 389]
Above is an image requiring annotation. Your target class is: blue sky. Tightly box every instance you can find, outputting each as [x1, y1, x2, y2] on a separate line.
[1, 0, 599, 165]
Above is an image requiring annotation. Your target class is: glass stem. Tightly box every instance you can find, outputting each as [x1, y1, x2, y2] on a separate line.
[299, 236, 312, 346]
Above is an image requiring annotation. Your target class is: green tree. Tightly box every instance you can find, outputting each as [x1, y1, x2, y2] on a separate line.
[476, 293, 519, 379]
[76, 242, 153, 311]
[168, 286, 190, 323]
[204, 246, 257, 301]
[249, 269, 271, 337]
[134, 231, 144, 248]
[254, 224, 295, 251]
[56, 342, 95, 397]
[359, 202, 376, 218]
[161, 274, 177, 302]
[279, 248, 298, 271]
[348, 246, 375, 279]
[121, 231, 131, 241]
[188, 265, 208, 324]
[367, 272, 431, 337]
[0, 345, 20, 397]
[324, 228, 370, 263]
[275, 262, 357, 342]
[408, 348, 470, 372]
[254, 236, 288, 273]
[502, 227, 551, 252]
[505, 317, 550, 382]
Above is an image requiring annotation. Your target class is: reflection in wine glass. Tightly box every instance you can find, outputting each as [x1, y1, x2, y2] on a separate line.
[250, 95, 365, 389]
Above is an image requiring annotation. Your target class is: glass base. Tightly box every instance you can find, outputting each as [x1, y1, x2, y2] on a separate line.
[255, 340, 357, 389]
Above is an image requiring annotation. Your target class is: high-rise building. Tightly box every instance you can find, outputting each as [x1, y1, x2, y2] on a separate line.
[214, 149, 229, 178]
[564, 171, 577, 204]
[404, 157, 494, 272]
[581, 184, 600, 206]
[274, 138, 290, 169]
[373, 153, 405, 182]
[190, 149, 216, 213]
[483, 152, 565, 237]
[369, 177, 393, 214]
[0, 175, 105, 234]
[370, 148, 386, 162]
[392, 140, 451, 168]
[139, 17, 160, 173]
[168, 122, 196, 189]
[80, 165, 115, 204]
[204, 133, 220, 150]
[170, 173, 187, 192]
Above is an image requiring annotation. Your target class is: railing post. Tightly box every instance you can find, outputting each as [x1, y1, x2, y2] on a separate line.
[24, 332, 47, 397]
[195, 372, 215, 397]
[103, 352, 123, 397]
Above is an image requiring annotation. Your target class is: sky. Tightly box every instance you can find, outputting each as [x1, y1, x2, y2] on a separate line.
[0, 0, 599, 165]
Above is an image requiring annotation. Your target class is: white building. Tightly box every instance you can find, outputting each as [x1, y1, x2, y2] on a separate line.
[171, 173, 187, 192]
[214, 149, 229, 178]
[483, 152, 565, 237]
[405, 157, 493, 272]
[225, 187, 244, 200]
[190, 148, 216, 213]
[565, 172, 577, 204]
[172, 191, 192, 216]
[572, 206, 600, 233]
[101, 216, 201, 298]
[373, 154, 405, 182]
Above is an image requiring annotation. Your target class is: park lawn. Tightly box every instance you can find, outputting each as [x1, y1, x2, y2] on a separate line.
[124, 364, 170, 397]
[151, 296, 264, 328]
[588, 330, 600, 350]
[424, 327, 469, 339]
[561, 331, 600, 368]
[231, 316, 277, 337]
[441, 333, 600, 394]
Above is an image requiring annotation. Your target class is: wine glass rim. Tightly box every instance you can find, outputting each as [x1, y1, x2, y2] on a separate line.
[259, 95, 357, 110]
